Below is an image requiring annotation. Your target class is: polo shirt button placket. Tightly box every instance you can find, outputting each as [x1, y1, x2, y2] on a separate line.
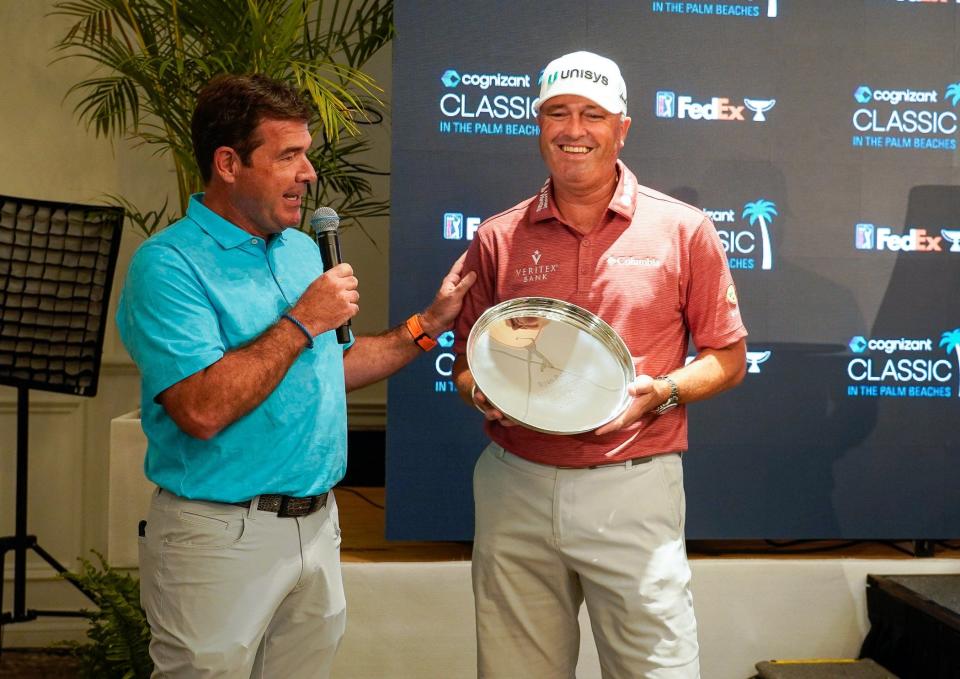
[578, 238, 591, 291]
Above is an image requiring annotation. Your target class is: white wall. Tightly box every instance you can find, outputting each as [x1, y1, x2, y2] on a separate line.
[332, 558, 960, 679]
[0, 1, 392, 644]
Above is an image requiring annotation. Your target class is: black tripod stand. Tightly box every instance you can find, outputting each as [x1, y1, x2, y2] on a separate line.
[0, 388, 94, 626]
[0, 195, 124, 635]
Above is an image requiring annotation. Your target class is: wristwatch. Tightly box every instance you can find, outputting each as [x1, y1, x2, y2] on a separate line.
[653, 375, 680, 415]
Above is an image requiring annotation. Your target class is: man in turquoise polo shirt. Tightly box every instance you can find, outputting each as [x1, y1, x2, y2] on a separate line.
[116, 74, 475, 678]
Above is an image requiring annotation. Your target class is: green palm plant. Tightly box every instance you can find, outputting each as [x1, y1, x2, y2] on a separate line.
[51, 0, 392, 238]
[741, 198, 777, 270]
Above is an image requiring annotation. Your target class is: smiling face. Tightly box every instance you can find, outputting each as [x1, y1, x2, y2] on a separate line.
[225, 118, 317, 237]
[537, 94, 631, 196]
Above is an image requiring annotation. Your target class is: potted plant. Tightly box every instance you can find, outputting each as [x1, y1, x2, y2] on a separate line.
[61, 552, 153, 679]
[52, 0, 392, 238]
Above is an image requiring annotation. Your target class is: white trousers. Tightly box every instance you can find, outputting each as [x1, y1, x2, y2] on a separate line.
[139, 488, 346, 678]
[472, 444, 700, 679]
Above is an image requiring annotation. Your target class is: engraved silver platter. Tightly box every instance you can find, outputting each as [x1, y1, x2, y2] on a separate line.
[466, 297, 634, 434]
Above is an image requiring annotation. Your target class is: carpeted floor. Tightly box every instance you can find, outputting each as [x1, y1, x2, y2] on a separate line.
[0, 648, 82, 678]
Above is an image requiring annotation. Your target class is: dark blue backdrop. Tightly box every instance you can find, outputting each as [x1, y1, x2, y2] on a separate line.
[386, 0, 960, 540]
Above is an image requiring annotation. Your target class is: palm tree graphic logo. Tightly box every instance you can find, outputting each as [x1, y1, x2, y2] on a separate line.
[741, 199, 777, 270]
[945, 83, 960, 107]
[940, 328, 960, 397]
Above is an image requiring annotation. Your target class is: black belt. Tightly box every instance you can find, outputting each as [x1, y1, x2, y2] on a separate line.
[556, 454, 656, 470]
[232, 492, 328, 517]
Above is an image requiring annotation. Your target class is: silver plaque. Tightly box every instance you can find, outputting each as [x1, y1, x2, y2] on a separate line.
[466, 297, 634, 434]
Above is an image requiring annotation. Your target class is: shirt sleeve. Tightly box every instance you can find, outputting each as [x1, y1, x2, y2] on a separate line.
[116, 241, 226, 401]
[683, 217, 748, 351]
[453, 232, 498, 356]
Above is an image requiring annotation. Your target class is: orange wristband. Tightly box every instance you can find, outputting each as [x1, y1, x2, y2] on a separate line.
[405, 314, 437, 351]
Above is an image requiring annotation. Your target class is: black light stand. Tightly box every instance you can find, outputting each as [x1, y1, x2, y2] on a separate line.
[0, 195, 123, 634]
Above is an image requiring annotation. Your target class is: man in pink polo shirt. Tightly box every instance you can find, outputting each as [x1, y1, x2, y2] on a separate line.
[452, 51, 747, 678]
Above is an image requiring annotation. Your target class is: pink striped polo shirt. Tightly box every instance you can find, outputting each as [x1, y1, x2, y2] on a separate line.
[454, 161, 747, 467]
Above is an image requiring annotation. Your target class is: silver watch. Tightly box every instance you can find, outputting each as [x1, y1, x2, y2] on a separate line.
[653, 375, 679, 415]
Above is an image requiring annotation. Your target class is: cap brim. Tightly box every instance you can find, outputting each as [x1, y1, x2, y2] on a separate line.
[533, 87, 625, 115]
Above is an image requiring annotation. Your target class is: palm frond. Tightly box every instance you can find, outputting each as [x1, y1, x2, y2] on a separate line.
[67, 76, 140, 137]
[52, 0, 393, 238]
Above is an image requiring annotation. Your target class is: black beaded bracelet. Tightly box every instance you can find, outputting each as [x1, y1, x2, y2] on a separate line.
[282, 313, 314, 349]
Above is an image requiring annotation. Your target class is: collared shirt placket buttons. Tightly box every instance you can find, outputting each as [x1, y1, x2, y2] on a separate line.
[578, 238, 591, 293]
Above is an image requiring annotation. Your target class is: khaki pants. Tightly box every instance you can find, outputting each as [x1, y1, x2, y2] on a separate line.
[473, 444, 700, 679]
[139, 488, 346, 678]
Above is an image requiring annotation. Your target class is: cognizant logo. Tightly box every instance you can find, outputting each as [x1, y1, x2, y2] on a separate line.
[438, 67, 539, 125]
[853, 85, 938, 106]
[437, 331, 455, 349]
[849, 336, 933, 355]
[440, 69, 531, 90]
[845, 330, 959, 399]
[851, 82, 959, 136]
[434, 332, 457, 393]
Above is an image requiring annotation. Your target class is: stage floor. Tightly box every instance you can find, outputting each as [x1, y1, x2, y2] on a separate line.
[332, 487, 960, 678]
[335, 486, 960, 563]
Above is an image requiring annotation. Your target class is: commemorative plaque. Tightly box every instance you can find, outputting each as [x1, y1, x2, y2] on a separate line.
[466, 297, 634, 434]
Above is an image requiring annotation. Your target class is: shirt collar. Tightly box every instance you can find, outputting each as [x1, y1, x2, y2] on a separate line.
[528, 160, 638, 225]
[529, 178, 558, 224]
[608, 160, 638, 221]
[186, 193, 289, 249]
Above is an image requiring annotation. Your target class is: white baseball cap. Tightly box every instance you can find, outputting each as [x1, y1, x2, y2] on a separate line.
[533, 51, 628, 116]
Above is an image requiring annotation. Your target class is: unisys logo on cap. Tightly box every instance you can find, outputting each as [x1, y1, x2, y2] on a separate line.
[540, 67, 610, 89]
[534, 51, 627, 115]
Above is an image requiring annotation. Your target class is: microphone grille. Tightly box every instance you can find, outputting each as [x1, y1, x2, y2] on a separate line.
[310, 206, 340, 234]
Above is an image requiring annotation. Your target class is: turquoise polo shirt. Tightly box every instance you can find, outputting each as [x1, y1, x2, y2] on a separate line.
[116, 194, 349, 501]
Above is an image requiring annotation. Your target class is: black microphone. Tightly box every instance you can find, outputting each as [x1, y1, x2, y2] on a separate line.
[310, 207, 351, 345]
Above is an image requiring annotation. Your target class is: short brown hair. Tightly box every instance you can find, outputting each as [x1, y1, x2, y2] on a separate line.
[191, 74, 313, 183]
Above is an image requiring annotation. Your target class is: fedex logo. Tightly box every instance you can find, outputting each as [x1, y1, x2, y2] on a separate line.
[678, 96, 745, 121]
[878, 227, 942, 251]
[855, 224, 943, 252]
[443, 212, 482, 240]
